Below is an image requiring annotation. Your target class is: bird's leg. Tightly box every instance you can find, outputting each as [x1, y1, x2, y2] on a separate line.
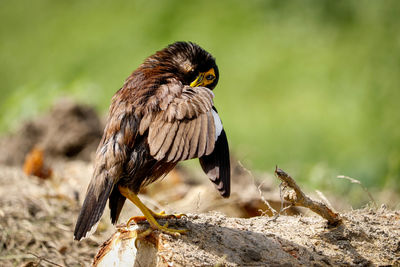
[118, 186, 188, 235]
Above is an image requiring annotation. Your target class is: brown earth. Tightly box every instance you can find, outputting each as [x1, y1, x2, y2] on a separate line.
[0, 163, 399, 266]
[0, 100, 399, 266]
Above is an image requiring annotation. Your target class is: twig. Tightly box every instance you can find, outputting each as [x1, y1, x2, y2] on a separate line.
[28, 252, 65, 267]
[315, 190, 334, 210]
[257, 182, 277, 216]
[274, 166, 341, 226]
[0, 254, 35, 260]
[337, 175, 377, 208]
[264, 182, 295, 222]
[237, 161, 277, 216]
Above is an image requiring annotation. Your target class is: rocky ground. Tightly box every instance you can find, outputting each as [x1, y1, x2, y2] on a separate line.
[0, 100, 399, 266]
[1, 162, 399, 266]
[95, 210, 400, 266]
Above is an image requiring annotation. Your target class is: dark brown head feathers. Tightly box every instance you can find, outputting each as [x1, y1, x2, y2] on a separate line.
[126, 42, 219, 91]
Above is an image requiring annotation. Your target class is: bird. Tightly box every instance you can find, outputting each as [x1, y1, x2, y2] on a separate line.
[74, 41, 230, 240]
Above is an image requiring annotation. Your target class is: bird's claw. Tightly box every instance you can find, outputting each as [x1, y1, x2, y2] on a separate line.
[126, 212, 186, 226]
[152, 221, 188, 237]
[134, 222, 187, 248]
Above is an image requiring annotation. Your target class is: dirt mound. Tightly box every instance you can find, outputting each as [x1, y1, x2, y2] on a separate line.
[1, 164, 399, 266]
[0, 165, 96, 266]
[0, 99, 103, 166]
[99, 210, 399, 266]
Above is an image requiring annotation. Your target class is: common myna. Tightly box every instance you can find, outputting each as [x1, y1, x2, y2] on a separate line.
[74, 41, 230, 240]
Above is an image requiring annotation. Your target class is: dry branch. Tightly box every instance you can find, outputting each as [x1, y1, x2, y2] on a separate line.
[275, 166, 341, 226]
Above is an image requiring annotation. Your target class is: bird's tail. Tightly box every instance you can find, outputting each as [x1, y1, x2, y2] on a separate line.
[74, 176, 114, 241]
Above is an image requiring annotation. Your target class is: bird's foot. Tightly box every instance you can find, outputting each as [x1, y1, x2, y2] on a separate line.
[118, 187, 187, 236]
[126, 211, 186, 225]
[134, 222, 186, 248]
[150, 221, 188, 236]
[127, 215, 146, 225]
[134, 227, 155, 249]
[133, 221, 187, 248]
[127, 215, 188, 236]
[151, 210, 187, 220]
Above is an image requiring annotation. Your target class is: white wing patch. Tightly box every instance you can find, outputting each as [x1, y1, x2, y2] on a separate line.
[212, 109, 223, 141]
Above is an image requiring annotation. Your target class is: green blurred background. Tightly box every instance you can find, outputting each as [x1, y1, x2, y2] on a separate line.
[1, 0, 399, 204]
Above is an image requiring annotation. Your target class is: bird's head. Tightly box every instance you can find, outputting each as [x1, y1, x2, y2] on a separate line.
[149, 42, 219, 90]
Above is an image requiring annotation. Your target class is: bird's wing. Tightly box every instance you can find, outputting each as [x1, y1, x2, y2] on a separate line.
[143, 85, 216, 162]
[199, 109, 230, 197]
[141, 84, 230, 197]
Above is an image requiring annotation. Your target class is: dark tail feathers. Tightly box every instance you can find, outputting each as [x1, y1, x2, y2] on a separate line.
[74, 178, 114, 241]
[109, 186, 126, 224]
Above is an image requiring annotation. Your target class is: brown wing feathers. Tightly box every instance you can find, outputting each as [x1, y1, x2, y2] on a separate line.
[206, 111, 216, 155]
[189, 117, 201, 158]
[147, 85, 216, 162]
[197, 113, 208, 158]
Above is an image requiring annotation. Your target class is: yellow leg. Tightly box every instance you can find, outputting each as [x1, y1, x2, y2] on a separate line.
[119, 186, 187, 236]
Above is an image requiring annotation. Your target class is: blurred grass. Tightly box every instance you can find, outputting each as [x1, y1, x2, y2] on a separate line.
[1, 0, 399, 203]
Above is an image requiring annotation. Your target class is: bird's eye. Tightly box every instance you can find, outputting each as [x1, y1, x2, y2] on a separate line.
[206, 75, 215, 81]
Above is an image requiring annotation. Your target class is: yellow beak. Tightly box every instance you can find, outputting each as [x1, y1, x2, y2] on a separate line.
[190, 68, 216, 87]
[190, 73, 205, 87]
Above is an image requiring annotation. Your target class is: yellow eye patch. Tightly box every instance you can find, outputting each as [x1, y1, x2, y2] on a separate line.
[190, 68, 216, 87]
